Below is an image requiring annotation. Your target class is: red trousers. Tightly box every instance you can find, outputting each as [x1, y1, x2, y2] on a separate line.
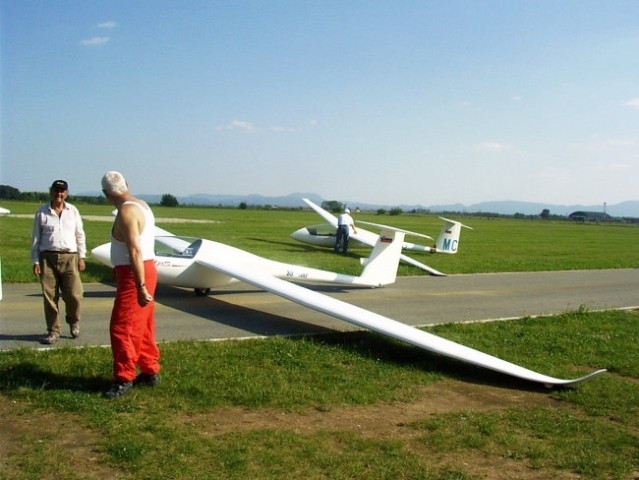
[110, 260, 160, 382]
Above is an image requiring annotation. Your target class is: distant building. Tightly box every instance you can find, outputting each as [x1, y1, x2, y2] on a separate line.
[568, 211, 611, 222]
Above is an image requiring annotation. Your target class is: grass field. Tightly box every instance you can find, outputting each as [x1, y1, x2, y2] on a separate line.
[1, 199, 638, 282]
[1, 200, 638, 479]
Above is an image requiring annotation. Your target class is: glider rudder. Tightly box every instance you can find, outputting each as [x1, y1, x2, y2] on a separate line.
[359, 227, 405, 286]
[434, 217, 472, 254]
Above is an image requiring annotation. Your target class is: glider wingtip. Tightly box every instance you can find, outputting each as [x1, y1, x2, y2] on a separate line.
[576, 368, 608, 382]
[543, 368, 607, 389]
[431, 271, 447, 277]
[584, 368, 608, 380]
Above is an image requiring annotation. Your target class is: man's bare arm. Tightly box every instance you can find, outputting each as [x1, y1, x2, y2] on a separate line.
[119, 204, 153, 306]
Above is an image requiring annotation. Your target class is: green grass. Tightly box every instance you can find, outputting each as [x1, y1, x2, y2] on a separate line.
[2, 200, 639, 282]
[1, 310, 638, 479]
[1, 200, 638, 479]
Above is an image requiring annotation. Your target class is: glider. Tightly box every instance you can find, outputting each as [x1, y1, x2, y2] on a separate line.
[290, 198, 472, 276]
[92, 225, 605, 387]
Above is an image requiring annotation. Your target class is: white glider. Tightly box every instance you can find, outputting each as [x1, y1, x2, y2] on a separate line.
[93, 225, 405, 295]
[92, 226, 605, 387]
[290, 198, 472, 276]
[0, 206, 10, 216]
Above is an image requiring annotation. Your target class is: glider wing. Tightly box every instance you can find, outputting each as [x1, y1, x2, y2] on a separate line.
[195, 254, 605, 387]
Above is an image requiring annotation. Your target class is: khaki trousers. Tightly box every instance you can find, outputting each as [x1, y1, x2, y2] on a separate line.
[39, 251, 83, 334]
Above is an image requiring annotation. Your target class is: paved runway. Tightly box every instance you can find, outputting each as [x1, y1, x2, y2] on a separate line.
[1, 269, 637, 351]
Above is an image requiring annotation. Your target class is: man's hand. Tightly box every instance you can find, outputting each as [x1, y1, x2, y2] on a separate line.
[137, 286, 153, 307]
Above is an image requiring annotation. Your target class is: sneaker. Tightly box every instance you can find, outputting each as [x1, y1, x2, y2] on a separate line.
[134, 373, 159, 387]
[104, 381, 133, 399]
[40, 332, 60, 345]
[70, 323, 80, 338]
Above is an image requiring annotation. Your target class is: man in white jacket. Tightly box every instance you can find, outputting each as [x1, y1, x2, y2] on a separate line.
[31, 179, 86, 344]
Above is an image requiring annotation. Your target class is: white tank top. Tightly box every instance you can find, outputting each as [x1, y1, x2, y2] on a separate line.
[110, 201, 156, 266]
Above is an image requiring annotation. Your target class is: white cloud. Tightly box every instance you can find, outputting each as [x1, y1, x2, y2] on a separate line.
[472, 142, 510, 152]
[595, 162, 633, 173]
[98, 21, 117, 29]
[570, 136, 637, 151]
[603, 138, 636, 149]
[80, 36, 110, 46]
[623, 98, 639, 109]
[216, 120, 256, 131]
[217, 119, 314, 133]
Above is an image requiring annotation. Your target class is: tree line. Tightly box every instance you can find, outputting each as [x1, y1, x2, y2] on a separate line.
[0, 184, 108, 204]
[0, 185, 180, 207]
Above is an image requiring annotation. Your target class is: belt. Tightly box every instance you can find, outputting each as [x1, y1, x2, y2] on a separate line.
[42, 250, 77, 254]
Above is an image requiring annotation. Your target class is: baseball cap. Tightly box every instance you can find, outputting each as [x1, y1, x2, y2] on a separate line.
[51, 180, 68, 191]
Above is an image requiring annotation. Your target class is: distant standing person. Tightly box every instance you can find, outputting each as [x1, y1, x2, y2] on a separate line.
[31, 180, 86, 345]
[335, 207, 357, 254]
[101, 171, 160, 399]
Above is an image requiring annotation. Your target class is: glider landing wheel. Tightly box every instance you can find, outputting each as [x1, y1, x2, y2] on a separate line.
[194, 288, 211, 297]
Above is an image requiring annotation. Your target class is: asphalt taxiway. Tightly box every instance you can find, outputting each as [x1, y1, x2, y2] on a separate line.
[1, 269, 637, 351]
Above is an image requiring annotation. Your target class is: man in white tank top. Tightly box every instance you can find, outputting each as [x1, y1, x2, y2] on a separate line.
[101, 171, 160, 399]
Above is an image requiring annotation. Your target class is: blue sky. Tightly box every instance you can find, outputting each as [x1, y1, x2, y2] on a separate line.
[2, 1, 638, 207]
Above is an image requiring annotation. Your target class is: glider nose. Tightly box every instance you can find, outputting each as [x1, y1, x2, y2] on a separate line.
[91, 243, 114, 267]
[290, 227, 310, 242]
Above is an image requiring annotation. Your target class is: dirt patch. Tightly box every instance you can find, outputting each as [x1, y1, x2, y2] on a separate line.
[177, 381, 583, 479]
[0, 398, 115, 478]
[186, 380, 557, 440]
[0, 381, 574, 479]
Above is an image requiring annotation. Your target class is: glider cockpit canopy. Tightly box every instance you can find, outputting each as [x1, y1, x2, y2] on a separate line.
[155, 236, 202, 259]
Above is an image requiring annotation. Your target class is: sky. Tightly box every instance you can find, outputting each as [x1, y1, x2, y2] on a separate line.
[2, 0, 638, 207]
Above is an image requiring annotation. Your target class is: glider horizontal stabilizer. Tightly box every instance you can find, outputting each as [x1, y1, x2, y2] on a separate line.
[398, 254, 446, 276]
[358, 220, 433, 240]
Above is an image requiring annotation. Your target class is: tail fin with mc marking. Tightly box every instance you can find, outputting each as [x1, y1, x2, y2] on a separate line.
[434, 217, 473, 254]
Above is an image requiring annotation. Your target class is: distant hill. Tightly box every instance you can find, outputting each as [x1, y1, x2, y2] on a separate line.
[429, 200, 639, 217]
[171, 192, 324, 209]
[76, 190, 637, 218]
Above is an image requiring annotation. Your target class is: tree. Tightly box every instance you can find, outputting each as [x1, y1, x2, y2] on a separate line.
[160, 193, 179, 207]
[238, 202, 247, 210]
[540, 209, 550, 219]
[321, 200, 344, 213]
[0, 185, 20, 199]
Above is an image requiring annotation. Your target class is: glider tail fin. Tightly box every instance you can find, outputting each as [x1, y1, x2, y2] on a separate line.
[434, 217, 473, 254]
[358, 227, 406, 286]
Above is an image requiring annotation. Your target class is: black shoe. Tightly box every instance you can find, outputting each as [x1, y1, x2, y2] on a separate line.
[104, 381, 133, 399]
[134, 373, 159, 387]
